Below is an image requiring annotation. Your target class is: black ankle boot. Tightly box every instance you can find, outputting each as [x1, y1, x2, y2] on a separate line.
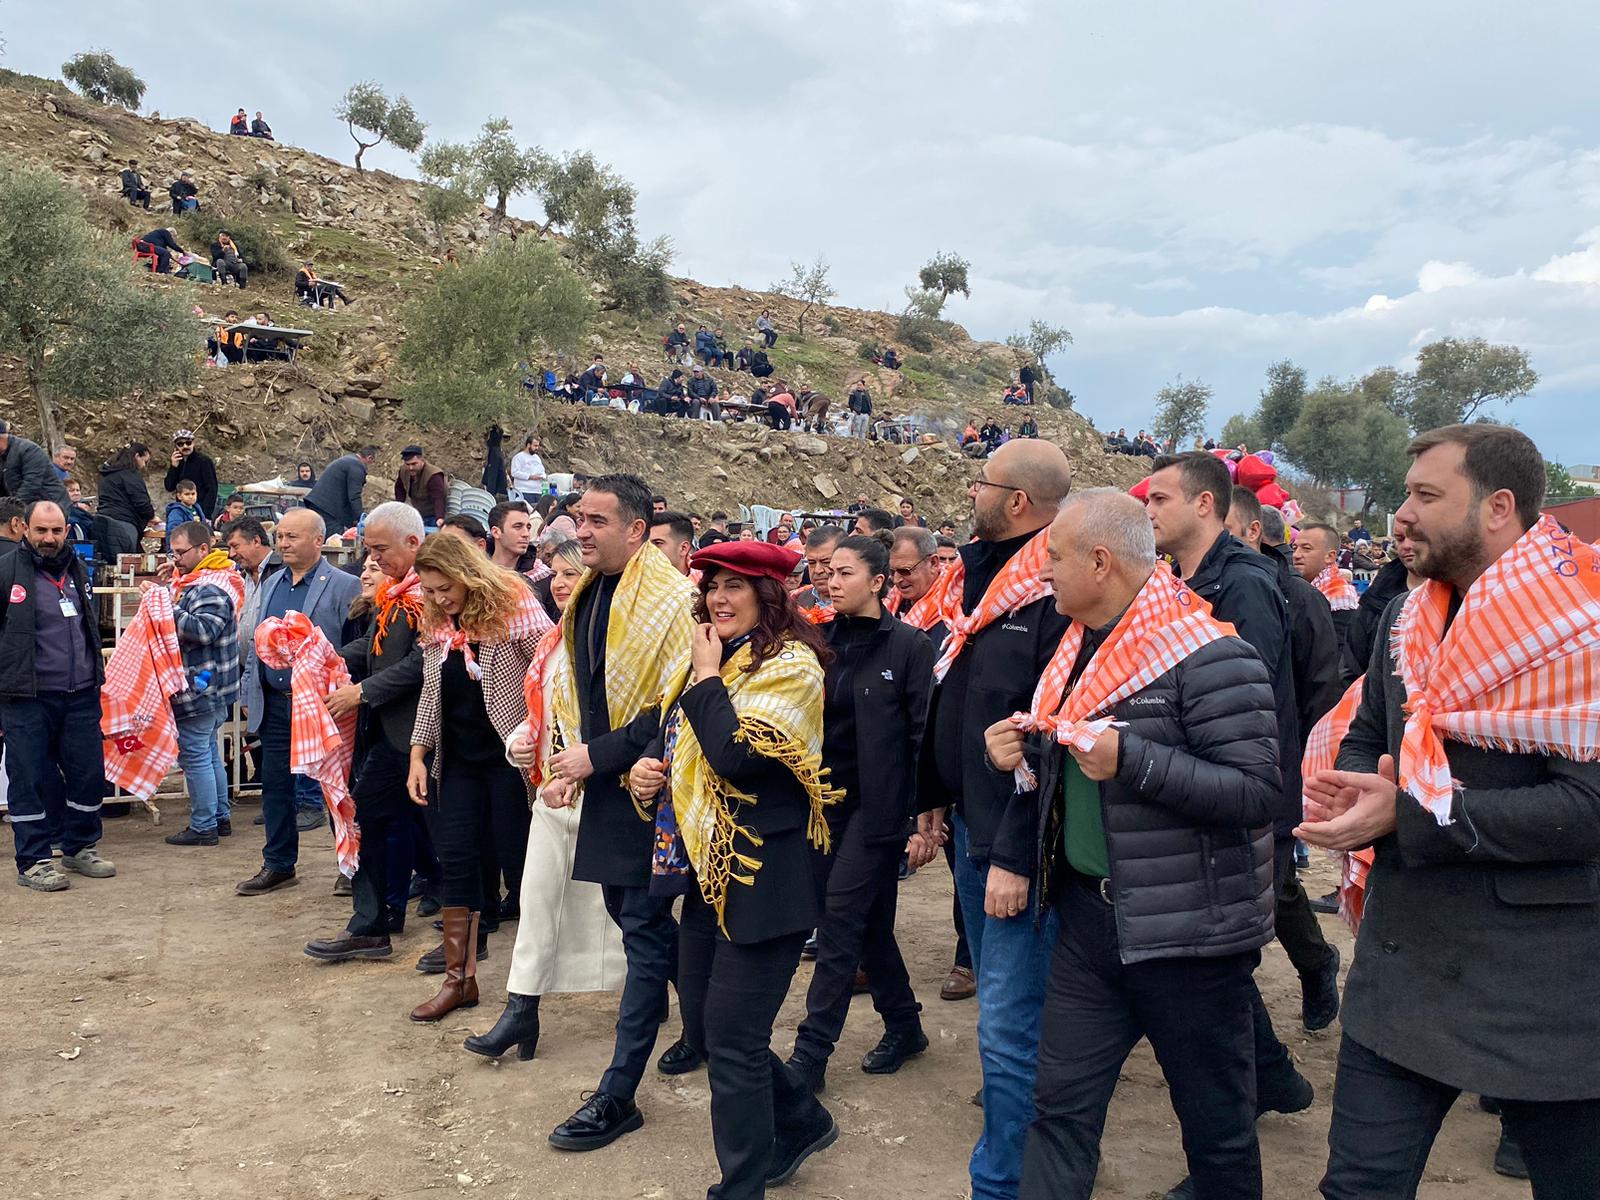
[464, 993, 541, 1061]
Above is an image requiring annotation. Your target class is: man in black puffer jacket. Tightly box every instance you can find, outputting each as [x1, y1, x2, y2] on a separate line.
[986, 489, 1279, 1200]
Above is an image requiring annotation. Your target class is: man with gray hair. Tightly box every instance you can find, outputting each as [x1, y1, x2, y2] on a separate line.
[985, 488, 1281, 1198]
[305, 501, 430, 959]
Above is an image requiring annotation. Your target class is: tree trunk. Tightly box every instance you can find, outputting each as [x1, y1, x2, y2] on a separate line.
[495, 191, 509, 219]
[26, 351, 63, 453]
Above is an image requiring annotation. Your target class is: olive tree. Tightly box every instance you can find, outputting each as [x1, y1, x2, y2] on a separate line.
[61, 50, 145, 108]
[334, 82, 426, 172]
[771, 254, 836, 336]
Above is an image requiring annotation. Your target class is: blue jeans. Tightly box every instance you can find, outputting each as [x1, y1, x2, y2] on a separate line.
[175, 706, 229, 834]
[952, 812, 1060, 1200]
[294, 774, 323, 813]
[2, 689, 105, 873]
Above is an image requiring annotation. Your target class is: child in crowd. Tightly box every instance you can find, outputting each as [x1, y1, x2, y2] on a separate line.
[165, 480, 205, 547]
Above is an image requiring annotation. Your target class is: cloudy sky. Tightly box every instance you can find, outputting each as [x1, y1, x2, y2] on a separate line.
[12, 1, 1600, 462]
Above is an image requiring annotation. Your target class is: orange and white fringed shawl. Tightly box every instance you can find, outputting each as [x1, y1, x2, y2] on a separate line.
[101, 586, 186, 800]
[254, 612, 361, 876]
[519, 625, 566, 789]
[891, 565, 953, 632]
[1314, 565, 1360, 612]
[431, 588, 554, 679]
[372, 570, 424, 655]
[930, 528, 1052, 682]
[1008, 566, 1235, 789]
[1393, 514, 1600, 822]
[1301, 677, 1373, 932]
[172, 550, 246, 611]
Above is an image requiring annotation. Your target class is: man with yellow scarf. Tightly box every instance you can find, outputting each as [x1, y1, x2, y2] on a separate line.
[540, 474, 701, 1154]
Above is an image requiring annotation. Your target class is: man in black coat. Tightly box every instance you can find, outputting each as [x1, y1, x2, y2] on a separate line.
[162, 430, 219, 518]
[919, 438, 1073, 1200]
[1302, 424, 1600, 1197]
[120, 158, 151, 208]
[0, 501, 113, 891]
[1145, 452, 1317, 1172]
[541, 474, 699, 1152]
[0, 422, 70, 509]
[168, 171, 199, 213]
[303, 445, 376, 533]
[305, 502, 428, 960]
[986, 488, 1280, 1199]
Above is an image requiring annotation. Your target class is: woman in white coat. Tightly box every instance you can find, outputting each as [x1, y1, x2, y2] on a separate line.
[464, 538, 625, 1061]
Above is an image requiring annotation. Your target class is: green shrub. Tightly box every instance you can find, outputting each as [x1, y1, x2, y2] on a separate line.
[857, 340, 881, 362]
[896, 313, 937, 353]
[821, 314, 843, 335]
[176, 212, 292, 275]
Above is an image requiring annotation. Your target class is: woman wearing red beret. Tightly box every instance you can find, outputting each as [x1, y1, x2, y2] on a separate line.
[627, 539, 841, 1197]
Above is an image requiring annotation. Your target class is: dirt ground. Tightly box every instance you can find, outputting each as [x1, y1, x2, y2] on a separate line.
[3, 805, 1528, 1200]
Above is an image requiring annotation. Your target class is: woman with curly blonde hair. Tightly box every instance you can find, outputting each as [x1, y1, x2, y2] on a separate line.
[405, 532, 553, 1023]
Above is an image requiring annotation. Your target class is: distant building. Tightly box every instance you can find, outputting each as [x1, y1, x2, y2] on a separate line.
[1567, 464, 1600, 493]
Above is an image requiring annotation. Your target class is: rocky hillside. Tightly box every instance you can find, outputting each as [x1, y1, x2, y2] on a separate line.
[0, 75, 1142, 519]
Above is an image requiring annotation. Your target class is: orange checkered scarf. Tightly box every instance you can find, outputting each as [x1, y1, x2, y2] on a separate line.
[254, 612, 361, 877]
[431, 588, 553, 680]
[372, 569, 423, 654]
[888, 567, 951, 632]
[1393, 515, 1600, 822]
[519, 625, 566, 789]
[930, 527, 1052, 682]
[1301, 676, 1372, 932]
[1010, 566, 1234, 790]
[1313, 565, 1359, 612]
[173, 549, 246, 610]
[101, 586, 186, 801]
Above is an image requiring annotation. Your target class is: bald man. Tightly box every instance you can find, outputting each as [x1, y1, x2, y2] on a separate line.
[921, 437, 1075, 1200]
[237, 507, 362, 896]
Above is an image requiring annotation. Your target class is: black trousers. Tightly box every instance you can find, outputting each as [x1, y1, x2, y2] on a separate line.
[793, 813, 921, 1067]
[1020, 880, 1262, 1200]
[1321, 1035, 1600, 1199]
[432, 759, 526, 911]
[598, 883, 679, 1102]
[679, 886, 809, 1200]
[1274, 838, 1334, 978]
[943, 835, 973, 972]
[767, 401, 792, 430]
[346, 738, 411, 937]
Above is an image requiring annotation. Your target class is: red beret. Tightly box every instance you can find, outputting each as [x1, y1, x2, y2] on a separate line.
[690, 540, 801, 584]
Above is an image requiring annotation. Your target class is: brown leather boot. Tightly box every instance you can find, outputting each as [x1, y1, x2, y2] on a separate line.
[410, 908, 480, 1023]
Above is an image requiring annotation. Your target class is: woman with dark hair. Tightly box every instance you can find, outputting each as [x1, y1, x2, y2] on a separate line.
[405, 534, 552, 1023]
[295, 461, 317, 486]
[97, 442, 155, 559]
[784, 532, 936, 1093]
[627, 540, 839, 1197]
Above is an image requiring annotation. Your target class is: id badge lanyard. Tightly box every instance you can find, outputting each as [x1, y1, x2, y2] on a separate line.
[41, 570, 79, 618]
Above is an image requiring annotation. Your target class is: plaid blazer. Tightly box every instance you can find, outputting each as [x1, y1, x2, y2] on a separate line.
[413, 629, 542, 798]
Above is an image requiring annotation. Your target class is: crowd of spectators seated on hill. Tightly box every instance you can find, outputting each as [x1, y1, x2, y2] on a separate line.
[229, 109, 274, 139]
[1104, 427, 1159, 457]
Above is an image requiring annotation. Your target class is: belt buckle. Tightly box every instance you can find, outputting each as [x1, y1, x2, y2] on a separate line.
[1098, 877, 1112, 905]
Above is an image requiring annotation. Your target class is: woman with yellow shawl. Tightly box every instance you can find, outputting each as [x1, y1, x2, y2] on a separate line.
[628, 539, 840, 1198]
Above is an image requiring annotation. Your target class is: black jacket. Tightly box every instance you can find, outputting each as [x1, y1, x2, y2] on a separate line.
[0, 435, 69, 508]
[163, 450, 219, 519]
[304, 455, 368, 531]
[847, 388, 872, 415]
[339, 606, 423, 754]
[1345, 557, 1408, 681]
[1031, 635, 1279, 963]
[921, 530, 1071, 874]
[823, 610, 934, 846]
[0, 549, 102, 698]
[670, 673, 819, 944]
[168, 179, 198, 211]
[141, 227, 184, 253]
[97, 464, 155, 532]
[1337, 594, 1600, 1100]
[1265, 541, 1343, 738]
[569, 571, 668, 888]
[687, 375, 718, 401]
[1186, 531, 1300, 835]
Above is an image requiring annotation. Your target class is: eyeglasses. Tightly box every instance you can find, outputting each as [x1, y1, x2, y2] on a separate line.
[175, 440, 194, 447]
[970, 476, 1025, 497]
[890, 555, 932, 578]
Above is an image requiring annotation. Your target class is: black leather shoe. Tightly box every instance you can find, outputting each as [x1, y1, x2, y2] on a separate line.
[304, 933, 392, 961]
[416, 926, 489, 974]
[465, 992, 541, 1061]
[1494, 1125, 1531, 1180]
[333, 874, 353, 897]
[1308, 888, 1340, 915]
[1163, 1178, 1196, 1200]
[655, 1036, 705, 1076]
[215, 818, 232, 838]
[252, 812, 266, 826]
[1302, 945, 1341, 1032]
[767, 1101, 838, 1186]
[1257, 1068, 1314, 1117]
[800, 933, 818, 961]
[236, 866, 297, 896]
[548, 1092, 643, 1151]
[861, 1026, 928, 1075]
[784, 1055, 827, 1095]
[165, 826, 218, 847]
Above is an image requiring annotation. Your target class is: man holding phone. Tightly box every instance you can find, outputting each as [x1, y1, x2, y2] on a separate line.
[164, 430, 220, 519]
